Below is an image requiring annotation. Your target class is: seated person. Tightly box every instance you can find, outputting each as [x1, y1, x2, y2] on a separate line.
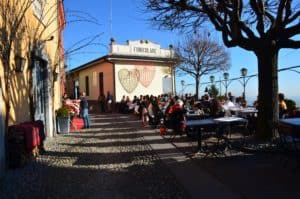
[167, 99, 186, 134]
[279, 93, 287, 119]
[210, 98, 225, 118]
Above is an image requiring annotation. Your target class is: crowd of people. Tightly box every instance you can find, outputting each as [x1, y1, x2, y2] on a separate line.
[116, 92, 249, 129]
[61, 90, 293, 130]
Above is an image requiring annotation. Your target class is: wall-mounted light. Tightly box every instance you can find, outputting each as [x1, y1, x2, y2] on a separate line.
[15, 55, 26, 73]
[53, 64, 59, 81]
[53, 71, 59, 81]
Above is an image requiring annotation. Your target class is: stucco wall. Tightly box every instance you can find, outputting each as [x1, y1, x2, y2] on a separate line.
[78, 62, 114, 101]
[114, 63, 172, 102]
[0, 0, 63, 175]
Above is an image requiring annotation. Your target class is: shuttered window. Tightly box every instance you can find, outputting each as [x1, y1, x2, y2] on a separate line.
[85, 76, 89, 96]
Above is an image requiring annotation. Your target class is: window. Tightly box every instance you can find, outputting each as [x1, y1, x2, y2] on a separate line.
[85, 76, 89, 96]
[99, 72, 104, 95]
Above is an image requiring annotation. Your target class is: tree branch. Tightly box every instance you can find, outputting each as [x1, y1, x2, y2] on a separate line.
[278, 39, 300, 49]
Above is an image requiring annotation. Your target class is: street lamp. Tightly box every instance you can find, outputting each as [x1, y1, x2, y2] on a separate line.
[181, 80, 185, 96]
[240, 68, 248, 100]
[223, 72, 229, 97]
[209, 75, 215, 84]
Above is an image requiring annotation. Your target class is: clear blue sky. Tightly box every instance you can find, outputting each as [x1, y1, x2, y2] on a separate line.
[63, 0, 300, 105]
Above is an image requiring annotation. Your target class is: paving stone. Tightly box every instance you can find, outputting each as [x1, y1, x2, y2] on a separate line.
[0, 113, 189, 199]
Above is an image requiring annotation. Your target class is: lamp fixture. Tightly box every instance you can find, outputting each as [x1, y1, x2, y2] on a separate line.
[241, 67, 248, 77]
[209, 75, 215, 83]
[223, 72, 229, 80]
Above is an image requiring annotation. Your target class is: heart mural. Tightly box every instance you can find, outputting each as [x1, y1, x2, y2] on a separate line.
[118, 69, 140, 93]
[135, 65, 156, 88]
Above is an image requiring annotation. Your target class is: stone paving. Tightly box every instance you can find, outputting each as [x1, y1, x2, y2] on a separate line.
[163, 131, 300, 199]
[0, 114, 189, 199]
[2, 112, 300, 199]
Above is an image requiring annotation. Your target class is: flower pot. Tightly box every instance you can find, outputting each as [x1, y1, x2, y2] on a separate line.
[57, 116, 70, 134]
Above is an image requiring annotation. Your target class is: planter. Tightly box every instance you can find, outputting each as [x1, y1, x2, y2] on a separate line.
[57, 116, 70, 134]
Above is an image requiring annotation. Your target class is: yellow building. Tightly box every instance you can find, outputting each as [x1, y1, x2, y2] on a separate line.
[0, 0, 65, 174]
[66, 39, 175, 110]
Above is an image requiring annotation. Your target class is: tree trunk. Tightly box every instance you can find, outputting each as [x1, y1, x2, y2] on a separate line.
[195, 75, 200, 100]
[255, 48, 279, 140]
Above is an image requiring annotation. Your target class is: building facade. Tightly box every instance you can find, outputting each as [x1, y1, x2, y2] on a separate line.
[0, 0, 65, 175]
[66, 39, 175, 108]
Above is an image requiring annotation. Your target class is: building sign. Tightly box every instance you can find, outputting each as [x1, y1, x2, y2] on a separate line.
[111, 40, 173, 58]
[133, 47, 157, 54]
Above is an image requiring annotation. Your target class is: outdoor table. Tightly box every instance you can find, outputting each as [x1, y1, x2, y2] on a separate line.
[185, 117, 248, 153]
[239, 108, 258, 118]
[279, 117, 300, 138]
[279, 118, 300, 127]
[186, 113, 202, 120]
[185, 119, 216, 152]
[213, 116, 248, 149]
[278, 118, 300, 169]
[228, 107, 258, 117]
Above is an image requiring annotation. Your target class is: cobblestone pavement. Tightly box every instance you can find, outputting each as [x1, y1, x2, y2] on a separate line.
[0, 114, 190, 199]
[163, 130, 300, 199]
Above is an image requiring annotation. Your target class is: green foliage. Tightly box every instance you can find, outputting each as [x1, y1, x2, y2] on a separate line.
[208, 84, 219, 98]
[56, 106, 70, 117]
[285, 98, 296, 113]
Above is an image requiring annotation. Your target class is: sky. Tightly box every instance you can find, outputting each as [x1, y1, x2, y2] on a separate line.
[63, 0, 300, 105]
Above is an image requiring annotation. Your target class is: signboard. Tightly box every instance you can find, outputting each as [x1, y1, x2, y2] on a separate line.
[111, 40, 172, 58]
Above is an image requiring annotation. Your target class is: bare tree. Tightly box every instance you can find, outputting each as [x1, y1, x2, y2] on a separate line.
[175, 32, 230, 99]
[143, 0, 300, 140]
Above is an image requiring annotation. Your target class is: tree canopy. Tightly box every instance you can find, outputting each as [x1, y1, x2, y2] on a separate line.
[144, 0, 300, 51]
[175, 32, 230, 98]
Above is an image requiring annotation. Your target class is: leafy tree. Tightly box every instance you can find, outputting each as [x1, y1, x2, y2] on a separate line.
[174, 32, 230, 99]
[208, 84, 219, 99]
[143, 0, 300, 139]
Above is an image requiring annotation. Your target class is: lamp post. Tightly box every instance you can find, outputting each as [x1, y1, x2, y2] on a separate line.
[240, 68, 248, 100]
[223, 72, 229, 97]
[181, 80, 185, 96]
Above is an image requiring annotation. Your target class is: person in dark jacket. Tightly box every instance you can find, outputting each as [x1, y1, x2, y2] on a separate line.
[80, 92, 90, 128]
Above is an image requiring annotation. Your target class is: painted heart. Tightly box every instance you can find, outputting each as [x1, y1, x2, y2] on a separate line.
[118, 69, 139, 93]
[135, 65, 156, 88]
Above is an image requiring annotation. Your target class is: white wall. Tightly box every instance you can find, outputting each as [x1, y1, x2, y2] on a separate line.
[115, 63, 172, 101]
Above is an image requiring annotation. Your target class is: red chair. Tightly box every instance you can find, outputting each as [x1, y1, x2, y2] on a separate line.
[70, 117, 84, 131]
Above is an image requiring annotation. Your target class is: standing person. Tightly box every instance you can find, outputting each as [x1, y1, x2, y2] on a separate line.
[98, 93, 106, 113]
[80, 92, 90, 128]
[228, 92, 236, 103]
[106, 91, 113, 113]
[140, 96, 149, 127]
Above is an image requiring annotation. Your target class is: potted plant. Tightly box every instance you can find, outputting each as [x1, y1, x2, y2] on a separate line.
[56, 106, 71, 134]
